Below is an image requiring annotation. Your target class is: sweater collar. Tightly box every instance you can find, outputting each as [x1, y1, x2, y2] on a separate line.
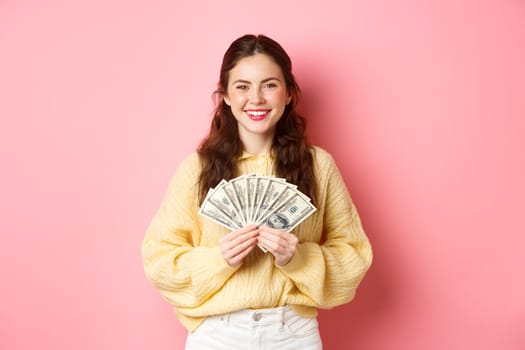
[238, 150, 274, 160]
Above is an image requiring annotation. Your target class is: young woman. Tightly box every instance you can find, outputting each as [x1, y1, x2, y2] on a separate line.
[141, 34, 373, 349]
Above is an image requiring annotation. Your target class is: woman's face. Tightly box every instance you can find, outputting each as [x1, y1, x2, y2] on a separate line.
[223, 53, 291, 143]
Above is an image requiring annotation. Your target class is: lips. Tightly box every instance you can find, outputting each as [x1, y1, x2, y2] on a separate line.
[245, 109, 270, 121]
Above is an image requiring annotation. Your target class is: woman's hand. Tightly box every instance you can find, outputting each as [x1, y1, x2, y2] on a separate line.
[219, 225, 259, 267]
[257, 225, 298, 266]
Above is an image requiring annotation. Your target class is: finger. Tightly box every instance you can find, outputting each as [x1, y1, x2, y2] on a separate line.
[220, 229, 259, 261]
[228, 234, 258, 257]
[231, 229, 259, 248]
[257, 235, 288, 255]
[257, 236, 296, 266]
[234, 224, 259, 235]
[258, 229, 291, 245]
[258, 225, 287, 236]
[257, 236, 278, 253]
[221, 237, 254, 260]
[259, 230, 298, 252]
[226, 237, 258, 266]
[220, 225, 258, 246]
[222, 227, 258, 249]
[258, 226, 293, 242]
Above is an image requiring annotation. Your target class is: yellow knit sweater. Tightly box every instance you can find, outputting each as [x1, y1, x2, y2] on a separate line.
[141, 146, 373, 331]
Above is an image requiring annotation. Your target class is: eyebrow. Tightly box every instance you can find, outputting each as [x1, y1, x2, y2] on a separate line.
[231, 77, 281, 84]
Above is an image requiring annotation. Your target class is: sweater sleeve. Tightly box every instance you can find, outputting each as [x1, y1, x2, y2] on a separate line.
[141, 155, 239, 309]
[276, 153, 373, 308]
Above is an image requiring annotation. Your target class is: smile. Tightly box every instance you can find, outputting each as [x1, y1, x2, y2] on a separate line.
[245, 110, 270, 121]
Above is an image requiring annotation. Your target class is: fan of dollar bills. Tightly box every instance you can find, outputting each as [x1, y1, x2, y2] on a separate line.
[199, 173, 317, 239]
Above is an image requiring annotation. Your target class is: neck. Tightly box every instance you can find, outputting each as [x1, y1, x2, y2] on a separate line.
[240, 133, 274, 156]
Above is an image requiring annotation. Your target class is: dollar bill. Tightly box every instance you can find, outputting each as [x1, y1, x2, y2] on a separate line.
[253, 178, 291, 223]
[258, 193, 317, 232]
[246, 175, 257, 224]
[221, 181, 246, 225]
[207, 180, 245, 228]
[199, 174, 317, 252]
[199, 196, 240, 230]
[229, 175, 250, 223]
[250, 176, 271, 223]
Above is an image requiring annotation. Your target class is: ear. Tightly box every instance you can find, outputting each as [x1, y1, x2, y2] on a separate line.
[223, 95, 231, 106]
[286, 92, 292, 105]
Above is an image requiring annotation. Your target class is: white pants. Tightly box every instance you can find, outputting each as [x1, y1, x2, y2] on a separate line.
[185, 306, 322, 350]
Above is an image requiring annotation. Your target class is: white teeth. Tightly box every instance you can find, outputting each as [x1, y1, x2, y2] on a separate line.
[246, 111, 267, 116]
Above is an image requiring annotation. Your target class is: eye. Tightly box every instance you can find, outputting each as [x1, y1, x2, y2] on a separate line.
[235, 84, 248, 90]
[264, 82, 278, 89]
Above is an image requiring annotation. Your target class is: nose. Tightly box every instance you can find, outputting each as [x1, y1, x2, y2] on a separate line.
[249, 87, 265, 104]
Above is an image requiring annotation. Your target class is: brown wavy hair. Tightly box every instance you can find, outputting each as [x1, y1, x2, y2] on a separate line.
[197, 34, 317, 205]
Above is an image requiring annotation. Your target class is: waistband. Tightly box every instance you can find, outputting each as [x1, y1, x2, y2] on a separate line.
[209, 306, 301, 327]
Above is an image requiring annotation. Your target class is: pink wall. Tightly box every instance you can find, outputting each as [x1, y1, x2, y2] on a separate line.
[1, 0, 524, 349]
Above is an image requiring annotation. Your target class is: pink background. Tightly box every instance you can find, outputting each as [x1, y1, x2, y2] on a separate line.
[1, 0, 524, 349]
